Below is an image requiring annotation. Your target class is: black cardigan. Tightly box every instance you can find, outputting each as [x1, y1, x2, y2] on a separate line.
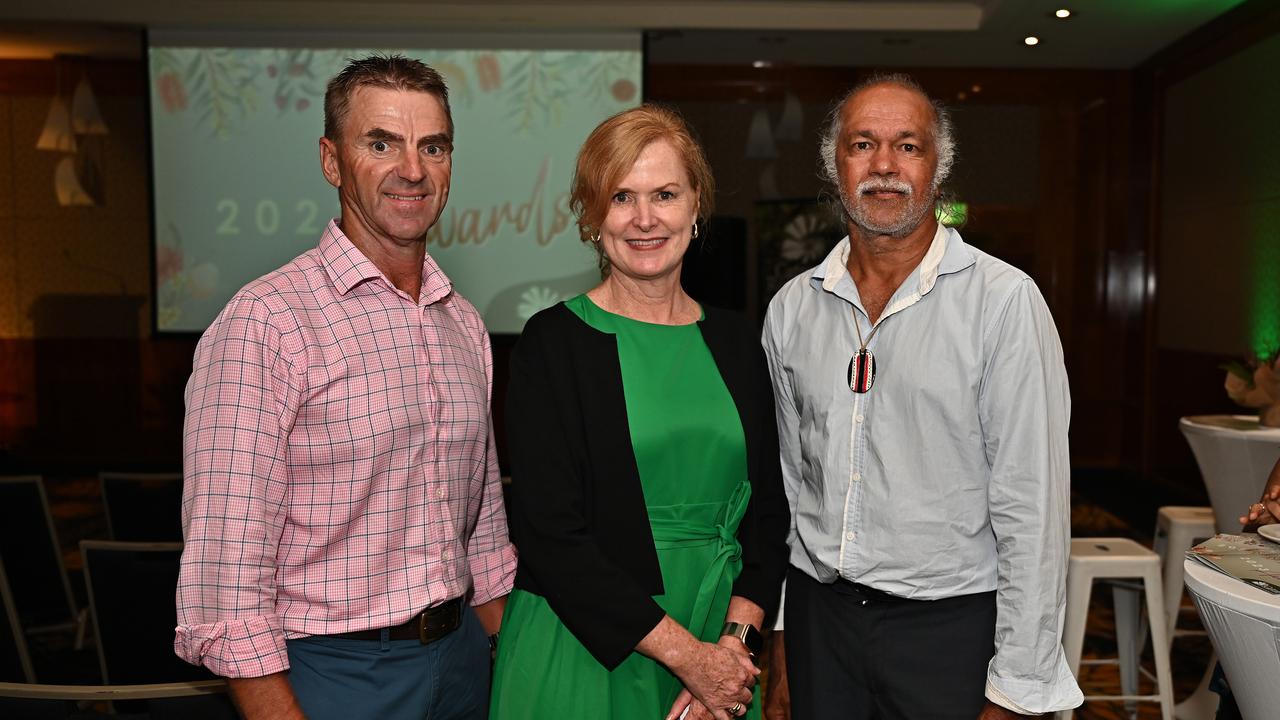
[504, 301, 789, 670]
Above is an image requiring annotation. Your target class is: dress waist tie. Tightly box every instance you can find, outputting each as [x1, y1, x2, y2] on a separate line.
[648, 480, 752, 639]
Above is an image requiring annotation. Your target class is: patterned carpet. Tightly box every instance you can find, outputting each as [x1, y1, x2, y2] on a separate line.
[30, 471, 1221, 718]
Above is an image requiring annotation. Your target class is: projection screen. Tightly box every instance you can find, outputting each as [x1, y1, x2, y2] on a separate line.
[149, 31, 643, 334]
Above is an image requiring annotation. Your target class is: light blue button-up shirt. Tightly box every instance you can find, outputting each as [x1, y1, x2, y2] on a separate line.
[762, 225, 1082, 714]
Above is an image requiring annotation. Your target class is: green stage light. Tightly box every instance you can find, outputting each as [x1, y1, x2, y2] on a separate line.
[1250, 206, 1280, 359]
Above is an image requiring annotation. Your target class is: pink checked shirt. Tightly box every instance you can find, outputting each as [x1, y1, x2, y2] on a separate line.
[175, 220, 516, 678]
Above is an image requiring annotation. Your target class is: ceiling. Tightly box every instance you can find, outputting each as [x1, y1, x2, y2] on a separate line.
[0, 0, 1248, 68]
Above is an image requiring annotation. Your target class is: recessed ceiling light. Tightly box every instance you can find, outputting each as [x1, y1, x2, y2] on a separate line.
[1055, 8, 1072, 19]
[752, 60, 772, 69]
[1024, 36, 1040, 46]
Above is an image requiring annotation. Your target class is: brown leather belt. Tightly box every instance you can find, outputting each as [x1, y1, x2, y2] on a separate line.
[331, 596, 464, 645]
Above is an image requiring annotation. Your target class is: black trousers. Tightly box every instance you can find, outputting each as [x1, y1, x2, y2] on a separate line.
[784, 565, 996, 720]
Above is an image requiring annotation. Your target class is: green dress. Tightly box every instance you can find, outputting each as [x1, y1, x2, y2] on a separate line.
[490, 294, 757, 719]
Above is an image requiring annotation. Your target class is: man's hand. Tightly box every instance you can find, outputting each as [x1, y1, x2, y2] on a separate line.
[763, 631, 789, 720]
[977, 700, 1032, 719]
[227, 674, 307, 720]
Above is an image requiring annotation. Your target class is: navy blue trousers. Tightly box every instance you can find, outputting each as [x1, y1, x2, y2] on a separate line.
[285, 606, 490, 720]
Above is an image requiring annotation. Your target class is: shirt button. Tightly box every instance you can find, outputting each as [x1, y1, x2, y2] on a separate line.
[442, 549, 451, 561]
[852, 473, 862, 482]
[437, 486, 447, 498]
[845, 531, 855, 541]
[855, 414, 865, 423]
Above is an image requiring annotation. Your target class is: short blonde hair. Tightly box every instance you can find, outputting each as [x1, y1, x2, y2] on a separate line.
[570, 105, 715, 256]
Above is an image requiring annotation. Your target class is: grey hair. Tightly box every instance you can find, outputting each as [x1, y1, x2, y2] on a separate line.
[817, 73, 956, 197]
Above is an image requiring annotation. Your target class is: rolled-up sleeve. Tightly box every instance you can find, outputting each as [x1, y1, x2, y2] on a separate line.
[174, 293, 301, 678]
[979, 279, 1083, 714]
[467, 330, 517, 606]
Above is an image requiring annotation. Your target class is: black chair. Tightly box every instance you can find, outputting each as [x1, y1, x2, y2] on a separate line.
[99, 473, 184, 542]
[80, 541, 212, 686]
[1, 556, 36, 683]
[0, 477, 82, 640]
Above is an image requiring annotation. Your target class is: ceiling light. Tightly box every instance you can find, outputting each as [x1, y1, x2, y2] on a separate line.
[1055, 9, 1072, 19]
[1024, 36, 1040, 46]
[752, 60, 772, 69]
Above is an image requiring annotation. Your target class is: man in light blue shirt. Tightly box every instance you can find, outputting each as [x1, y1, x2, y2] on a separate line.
[762, 74, 1082, 719]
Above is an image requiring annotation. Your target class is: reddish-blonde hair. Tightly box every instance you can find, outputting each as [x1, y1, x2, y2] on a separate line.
[570, 104, 715, 250]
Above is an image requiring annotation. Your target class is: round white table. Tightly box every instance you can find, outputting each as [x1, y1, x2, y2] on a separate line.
[1183, 558, 1280, 720]
[1179, 415, 1280, 532]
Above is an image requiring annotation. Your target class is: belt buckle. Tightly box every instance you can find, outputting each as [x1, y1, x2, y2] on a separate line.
[417, 599, 460, 645]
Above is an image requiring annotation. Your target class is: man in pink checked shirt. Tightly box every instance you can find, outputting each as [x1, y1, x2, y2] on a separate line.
[175, 55, 516, 720]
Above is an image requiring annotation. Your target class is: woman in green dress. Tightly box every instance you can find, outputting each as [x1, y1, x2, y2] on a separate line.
[490, 105, 789, 720]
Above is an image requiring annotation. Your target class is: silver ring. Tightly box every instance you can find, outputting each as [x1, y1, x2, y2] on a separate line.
[729, 703, 743, 715]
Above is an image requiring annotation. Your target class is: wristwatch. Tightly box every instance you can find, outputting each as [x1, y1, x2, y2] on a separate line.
[720, 621, 763, 657]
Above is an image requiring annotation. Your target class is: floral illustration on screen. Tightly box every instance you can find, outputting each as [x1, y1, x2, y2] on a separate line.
[505, 53, 574, 134]
[430, 58, 472, 107]
[474, 53, 502, 92]
[268, 49, 324, 115]
[517, 286, 561, 321]
[155, 71, 188, 113]
[578, 53, 639, 107]
[157, 224, 221, 330]
[152, 49, 258, 137]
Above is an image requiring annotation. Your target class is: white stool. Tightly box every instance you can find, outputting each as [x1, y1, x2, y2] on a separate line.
[1061, 538, 1174, 720]
[1154, 507, 1218, 720]
[1154, 506, 1216, 641]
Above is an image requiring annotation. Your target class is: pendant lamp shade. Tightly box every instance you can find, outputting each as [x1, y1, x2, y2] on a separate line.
[776, 93, 804, 142]
[36, 96, 77, 152]
[745, 107, 777, 160]
[71, 75, 109, 135]
[54, 156, 94, 206]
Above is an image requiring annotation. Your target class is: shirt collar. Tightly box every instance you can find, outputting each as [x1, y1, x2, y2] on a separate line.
[810, 223, 975, 298]
[319, 219, 454, 305]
